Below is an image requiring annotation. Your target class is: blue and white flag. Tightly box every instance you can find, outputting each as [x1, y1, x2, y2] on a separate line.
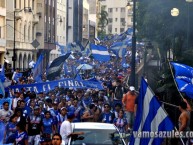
[47, 53, 71, 80]
[0, 80, 5, 97]
[130, 78, 174, 145]
[0, 66, 5, 82]
[90, 43, 110, 62]
[33, 53, 44, 83]
[55, 42, 66, 54]
[171, 62, 193, 99]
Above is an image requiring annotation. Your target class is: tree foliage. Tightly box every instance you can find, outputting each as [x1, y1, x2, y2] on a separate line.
[137, 0, 193, 62]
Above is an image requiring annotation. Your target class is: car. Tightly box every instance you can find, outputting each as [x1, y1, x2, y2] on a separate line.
[68, 122, 127, 145]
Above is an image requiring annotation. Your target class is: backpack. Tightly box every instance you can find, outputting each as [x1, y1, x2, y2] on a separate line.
[114, 86, 124, 100]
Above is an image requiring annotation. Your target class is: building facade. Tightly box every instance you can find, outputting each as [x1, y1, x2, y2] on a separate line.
[50, 0, 67, 62]
[82, 0, 89, 45]
[36, 0, 56, 68]
[100, 0, 133, 34]
[66, 0, 83, 44]
[0, 0, 6, 66]
[6, 0, 40, 71]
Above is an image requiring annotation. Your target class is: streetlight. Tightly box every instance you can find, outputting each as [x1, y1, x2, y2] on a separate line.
[186, 0, 193, 49]
[127, 0, 136, 87]
[13, 7, 32, 71]
[171, 8, 179, 60]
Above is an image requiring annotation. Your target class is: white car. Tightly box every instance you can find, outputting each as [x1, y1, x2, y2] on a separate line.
[68, 122, 126, 145]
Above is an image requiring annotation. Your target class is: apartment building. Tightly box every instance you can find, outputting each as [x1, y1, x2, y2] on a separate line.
[6, 0, 40, 70]
[100, 0, 133, 34]
[0, 0, 6, 65]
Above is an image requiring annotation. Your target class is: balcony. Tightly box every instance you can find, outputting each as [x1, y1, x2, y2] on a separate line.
[33, 14, 39, 24]
[0, 38, 6, 47]
[15, 11, 22, 20]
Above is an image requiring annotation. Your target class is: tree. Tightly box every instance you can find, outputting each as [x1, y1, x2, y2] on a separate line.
[98, 6, 108, 39]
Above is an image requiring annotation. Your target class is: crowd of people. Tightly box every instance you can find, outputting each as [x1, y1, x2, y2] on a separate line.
[0, 74, 138, 145]
[0, 49, 192, 145]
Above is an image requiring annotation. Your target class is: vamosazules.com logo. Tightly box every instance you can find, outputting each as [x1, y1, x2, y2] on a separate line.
[132, 130, 193, 138]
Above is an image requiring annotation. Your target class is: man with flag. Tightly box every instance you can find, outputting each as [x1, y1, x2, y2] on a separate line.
[129, 78, 176, 145]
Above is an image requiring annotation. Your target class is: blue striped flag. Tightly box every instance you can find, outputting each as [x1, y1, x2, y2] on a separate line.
[0, 66, 5, 82]
[47, 53, 71, 80]
[33, 53, 44, 82]
[130, 78, 174, 145]
[171, 62, 193, 99]
[55, 42, 66, 54]
[90, 43, 110, 62]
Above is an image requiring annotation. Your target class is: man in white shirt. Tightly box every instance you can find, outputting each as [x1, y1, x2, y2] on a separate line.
[0, 101, 13, 124]
[60, 112, 84, 144]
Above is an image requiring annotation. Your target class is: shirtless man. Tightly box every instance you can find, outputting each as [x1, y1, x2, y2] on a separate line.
[178, 101, 190, 144]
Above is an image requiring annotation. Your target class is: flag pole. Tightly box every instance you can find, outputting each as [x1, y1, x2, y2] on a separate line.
[168, 60, 184, 100]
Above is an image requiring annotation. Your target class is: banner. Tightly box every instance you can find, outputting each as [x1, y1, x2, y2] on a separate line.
[7, 78, 104, 93]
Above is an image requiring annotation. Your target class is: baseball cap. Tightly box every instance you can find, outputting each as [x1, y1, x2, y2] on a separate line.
[60, 107, 67, 111]
[34, 105, 40, 110]
[129, 86, 135, 91]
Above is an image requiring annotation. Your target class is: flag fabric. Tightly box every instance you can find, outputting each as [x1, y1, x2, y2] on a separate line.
[125, 27, 133, 35]
[90, 43, 110, 62]
[171, 62, 193, 99]
[33, 53, 44, 83]
[130, 78, 174, 145]
[55, 42, 65, 54]
[47, 53, 71, 80]
[0, 80, 5, 97]
[0, 66, 5, 82]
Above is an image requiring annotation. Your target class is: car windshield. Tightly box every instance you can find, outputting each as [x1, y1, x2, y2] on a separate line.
[70, 129, 125, 145]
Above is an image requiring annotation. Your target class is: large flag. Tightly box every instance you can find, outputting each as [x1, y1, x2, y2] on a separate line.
[55, 42, 65, 54]
[0, 80, 5, 97]
[130, 78, 174, 145]
[47, 53, 71, 80]
[33, 53, 44, 82]
[90, 43, 110, 62]
[171, 62, 193, 99]
[0, 66, 5, 82]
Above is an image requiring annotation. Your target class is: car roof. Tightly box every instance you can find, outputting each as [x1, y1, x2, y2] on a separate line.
[72, 122, 116, 130]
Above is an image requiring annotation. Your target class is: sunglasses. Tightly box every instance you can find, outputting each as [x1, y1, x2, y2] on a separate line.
[52, 138, 60, 140]
[104, 106, 109, 108]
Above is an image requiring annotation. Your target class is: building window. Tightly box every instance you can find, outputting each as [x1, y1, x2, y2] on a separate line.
[108, 8, 112, 12]
[116, 8, 118, 12]
[32, 25, 35, 40]
[28, 26, 30, 41]
[120, 18, 125, 23]
[108, 18, 112, 23]
[28, 0, 30, 7]
[121, 8, 125, 12]
[115, 28, 117, 32]
[0, 27, 1, 38]
[131, 17, 133, 22]
[120, 28, 124, 33]
[18, 0, 21, 9]
[53, 0, 55, 7]
[32, 0, 34, 10]
[63, 17, 65, 29]
[24, 25, 26, 42]
[115, 18, 118, 22]
[0, 0, 5, 7]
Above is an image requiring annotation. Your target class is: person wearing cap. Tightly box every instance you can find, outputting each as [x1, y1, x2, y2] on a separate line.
[122, 86, 137, 130]
[26, 105, 42, 145]
[56, 107, 67, 132]
[60, 112, 84, 145]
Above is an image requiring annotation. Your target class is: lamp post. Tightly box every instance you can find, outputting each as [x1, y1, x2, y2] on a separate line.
[13, 7, 32, 71]
[129, 0, 136, 87]
[171, 8, 179, 60]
